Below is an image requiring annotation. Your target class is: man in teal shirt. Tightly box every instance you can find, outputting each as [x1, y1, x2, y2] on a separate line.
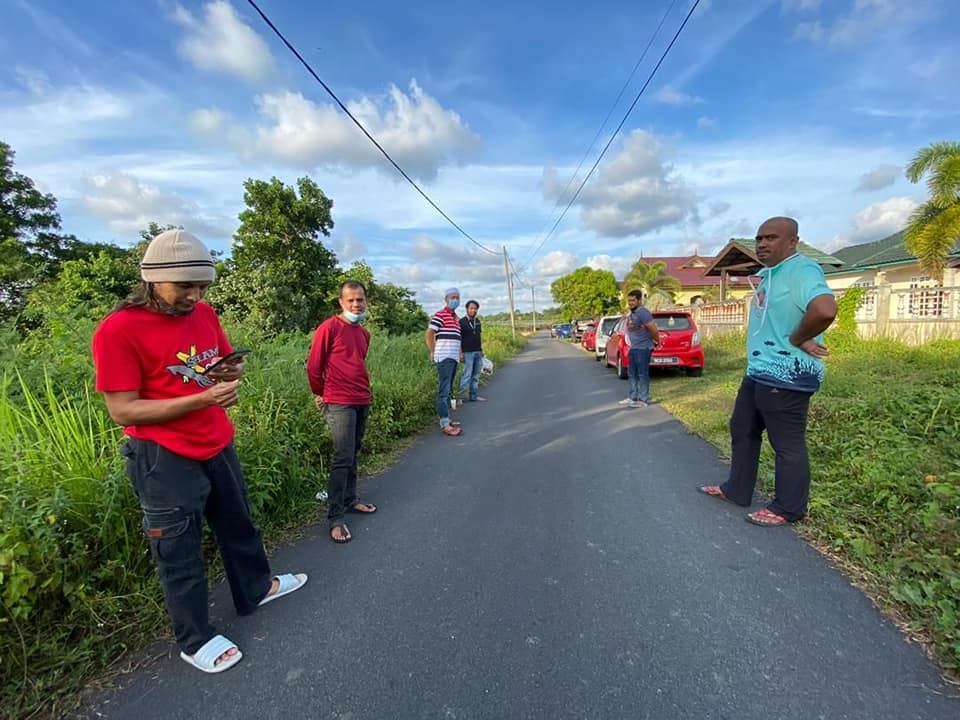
[700, 217, 837, 526]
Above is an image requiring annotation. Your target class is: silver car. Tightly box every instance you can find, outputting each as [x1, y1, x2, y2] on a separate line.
[594, 315, 622, 361]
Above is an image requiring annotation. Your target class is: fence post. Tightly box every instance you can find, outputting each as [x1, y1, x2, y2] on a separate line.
[874, 271, 892, 337]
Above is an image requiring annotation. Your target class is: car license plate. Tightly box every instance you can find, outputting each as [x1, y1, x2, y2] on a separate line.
[652, 357, 678, 364]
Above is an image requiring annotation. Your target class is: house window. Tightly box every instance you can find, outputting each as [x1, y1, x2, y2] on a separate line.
[908, 275, 944, 318]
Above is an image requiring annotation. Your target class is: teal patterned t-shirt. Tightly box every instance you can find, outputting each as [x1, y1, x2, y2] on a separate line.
[746, 254, 833, 393]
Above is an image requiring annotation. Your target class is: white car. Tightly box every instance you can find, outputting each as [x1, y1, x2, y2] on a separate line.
[594, 315, 622, 361]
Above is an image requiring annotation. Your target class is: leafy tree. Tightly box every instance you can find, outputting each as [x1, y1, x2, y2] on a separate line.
[207, 177, 338, 334]
[905, 141, 960, 283]
[22, 249, 140, 328]
[550, 267, 621, 320]
[622, 260, 681, 309]
[208, 177, 337, 333]
[0, 141, 69, 317]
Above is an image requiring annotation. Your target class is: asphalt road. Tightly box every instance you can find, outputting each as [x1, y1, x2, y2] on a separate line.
[80, 335, 959, 720]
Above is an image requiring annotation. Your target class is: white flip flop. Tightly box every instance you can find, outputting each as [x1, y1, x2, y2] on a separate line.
[180, 634, 243, 674]
[258, 573, 308, 607]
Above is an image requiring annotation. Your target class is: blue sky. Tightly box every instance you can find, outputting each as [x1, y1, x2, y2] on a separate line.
[2, 0, 958, 312]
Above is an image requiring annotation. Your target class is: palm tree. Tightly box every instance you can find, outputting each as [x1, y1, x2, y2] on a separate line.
[622, 260, 681, 310]
[904, 141, 960, 284]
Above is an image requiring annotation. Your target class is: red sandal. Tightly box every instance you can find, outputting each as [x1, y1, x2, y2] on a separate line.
[698, 485, 730, 502]
[745, 508, 789, 527]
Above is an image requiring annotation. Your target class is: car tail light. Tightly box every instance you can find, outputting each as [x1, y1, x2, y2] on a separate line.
[692, 331, 701, 347]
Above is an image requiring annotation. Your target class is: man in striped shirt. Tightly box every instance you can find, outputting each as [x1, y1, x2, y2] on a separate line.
[425, 287, 464, 436]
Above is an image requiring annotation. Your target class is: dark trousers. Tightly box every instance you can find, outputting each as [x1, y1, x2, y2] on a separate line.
[721, 377, 813, 521]
[436, 358, 458, 427]
[121, 439, 272, 655]
[323, 403, 370, 523]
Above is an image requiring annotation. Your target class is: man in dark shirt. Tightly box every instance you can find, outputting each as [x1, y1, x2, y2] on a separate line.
[458, 300, 486, 402]
[307, 280, 378, 544]
[620, 289, 660, 408]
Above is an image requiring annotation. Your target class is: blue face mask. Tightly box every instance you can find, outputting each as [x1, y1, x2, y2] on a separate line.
[343, 310, 367, 324]
[447, 299, 460, 310]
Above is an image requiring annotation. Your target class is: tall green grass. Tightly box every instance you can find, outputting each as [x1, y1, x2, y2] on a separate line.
[0, 325, 525, 719]
[653, 331, 960, 675]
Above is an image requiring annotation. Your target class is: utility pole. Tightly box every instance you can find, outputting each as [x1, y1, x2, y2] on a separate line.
[502, 246, 517, 336]
[531, 286, 537, 332]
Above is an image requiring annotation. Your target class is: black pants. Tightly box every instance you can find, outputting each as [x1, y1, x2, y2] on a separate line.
[323, 403, 370, 523]
[121, 439, 272, 655]
[721, 377, 813, 521]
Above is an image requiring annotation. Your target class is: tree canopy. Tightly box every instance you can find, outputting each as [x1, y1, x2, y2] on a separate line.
[550, 267, 621, 320]
[621, 260, 681, 309]
[905, 140, 960, 283]
[208, 176, 339, 334]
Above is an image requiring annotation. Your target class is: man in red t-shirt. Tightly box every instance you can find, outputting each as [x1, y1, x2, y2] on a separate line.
[307, 280, 378, 544]
[91, 229, 307, 674]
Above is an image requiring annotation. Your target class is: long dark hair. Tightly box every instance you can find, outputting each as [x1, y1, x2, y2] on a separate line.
[111, 281, 180, 315]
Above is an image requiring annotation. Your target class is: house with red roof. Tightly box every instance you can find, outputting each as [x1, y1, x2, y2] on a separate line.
[629, 253, 753, 305]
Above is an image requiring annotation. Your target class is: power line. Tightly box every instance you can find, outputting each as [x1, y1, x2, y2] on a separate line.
[244, 0, 500, 256]
[521, 0, 680, 271]
[515, 0, 702, 275]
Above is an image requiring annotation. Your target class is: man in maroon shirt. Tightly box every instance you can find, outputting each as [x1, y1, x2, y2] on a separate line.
[307, 280, 378, 544]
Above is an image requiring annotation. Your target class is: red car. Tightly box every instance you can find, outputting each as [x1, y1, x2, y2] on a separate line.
[604, 310, 704, 378]
[580, 323, 597, 352]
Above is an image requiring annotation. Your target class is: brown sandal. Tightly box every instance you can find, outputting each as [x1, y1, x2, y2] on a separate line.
[441, 425, 463, 436]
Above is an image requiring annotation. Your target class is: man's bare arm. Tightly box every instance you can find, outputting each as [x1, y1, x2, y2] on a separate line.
[643, 319, 661, 345]
[102, 382, 240, 426]
[789, 295, 838, 346]
[789, 295, 838, 358]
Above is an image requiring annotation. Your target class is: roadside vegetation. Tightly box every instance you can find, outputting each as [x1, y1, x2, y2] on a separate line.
[651, 324, 960, 677]
[0, 140, 527, 718]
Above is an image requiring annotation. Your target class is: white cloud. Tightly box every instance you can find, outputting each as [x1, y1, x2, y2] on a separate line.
[409, 235, 501, 269]
[654, 86, 703, 105]
[544, 130, 698, 238]
[201, 81, 480, 181]
[82, 172, 232, 240]
[856, 164, 900, 192]
[708, 201, 731, 217]
[172, 0, 275, 82]
[189, 108, 227, 135]
[331, 235, 367, 263]
[696, 116, 716, 129]
[534, 250, 578, 277]
[828, 196, 918, 250]
[14, 65, 51, 95]
[585, 254, 633, 277]
[794, 0, 913, 46]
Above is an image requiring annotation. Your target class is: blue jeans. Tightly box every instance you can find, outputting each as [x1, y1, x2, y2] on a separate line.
[628, 347, 652, 402]
[459, 351, 483, 400]
[322, 403, 370, 523]
[436, 358, 458, 427]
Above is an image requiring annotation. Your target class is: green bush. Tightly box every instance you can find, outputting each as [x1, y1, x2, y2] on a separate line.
[0, 322, 525, 718]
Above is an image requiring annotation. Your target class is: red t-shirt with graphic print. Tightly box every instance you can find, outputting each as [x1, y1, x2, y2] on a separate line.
[92, 302, 235, 461]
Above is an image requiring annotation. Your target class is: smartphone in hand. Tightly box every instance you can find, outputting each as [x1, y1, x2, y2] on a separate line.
[203, 349, 252, 376]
